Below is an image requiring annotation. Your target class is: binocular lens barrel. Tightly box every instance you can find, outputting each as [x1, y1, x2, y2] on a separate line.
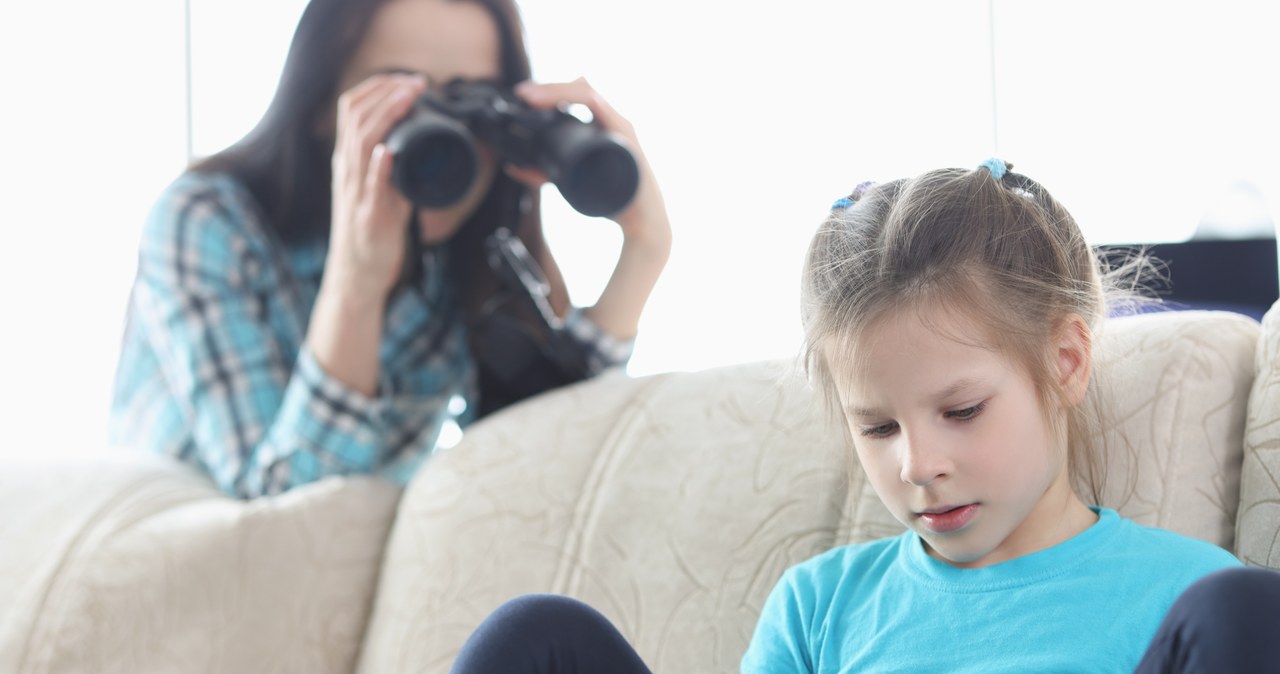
[386, 110, 478, 209]
[385, 85, 639, 217]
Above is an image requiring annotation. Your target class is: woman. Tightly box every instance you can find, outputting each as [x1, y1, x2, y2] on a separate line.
[110, 0, 671, 498]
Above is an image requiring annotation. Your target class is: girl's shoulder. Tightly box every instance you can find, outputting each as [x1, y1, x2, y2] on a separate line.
[1109, 511, 1241, 572]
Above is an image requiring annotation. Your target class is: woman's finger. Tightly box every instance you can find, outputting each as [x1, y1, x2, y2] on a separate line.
[514, 77, 634, 139]
[335, 75, 426, 190]
[352, 78, 427, 166]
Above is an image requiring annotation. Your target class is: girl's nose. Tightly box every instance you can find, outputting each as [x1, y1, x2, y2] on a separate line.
[899, 436, 951, 486]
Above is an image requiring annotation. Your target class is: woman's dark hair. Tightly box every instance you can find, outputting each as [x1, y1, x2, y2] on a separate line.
[194, 0, 556, 409]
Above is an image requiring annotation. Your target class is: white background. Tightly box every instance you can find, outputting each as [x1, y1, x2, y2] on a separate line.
[0, 0, 1277, 455]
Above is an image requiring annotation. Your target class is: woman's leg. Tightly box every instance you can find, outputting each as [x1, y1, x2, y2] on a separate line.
[449, 593, 653, 674]
[1133, 566, 1280, 674]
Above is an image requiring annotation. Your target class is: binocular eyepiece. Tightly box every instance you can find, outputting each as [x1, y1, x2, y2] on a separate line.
[385, 79, 640, 218]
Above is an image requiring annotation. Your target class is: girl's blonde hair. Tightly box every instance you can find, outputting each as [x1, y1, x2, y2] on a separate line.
[801, 162, 1150, 503]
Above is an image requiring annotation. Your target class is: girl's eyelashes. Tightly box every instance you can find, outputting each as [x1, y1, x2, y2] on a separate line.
[859, 401, 987, 437]
[945, 401, 987, 422]
[860, 421, 899, 438]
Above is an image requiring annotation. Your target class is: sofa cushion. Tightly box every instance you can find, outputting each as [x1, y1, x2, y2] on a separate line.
[0, 451, 401, 674]
[1239, 299, 1280, 568]
[357, 309, 1259, 673]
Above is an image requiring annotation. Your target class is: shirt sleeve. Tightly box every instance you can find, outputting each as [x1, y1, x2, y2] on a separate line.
[130, 178, 410, 498]
[561, 307, 635, 374]
[740, 569, 816, 674]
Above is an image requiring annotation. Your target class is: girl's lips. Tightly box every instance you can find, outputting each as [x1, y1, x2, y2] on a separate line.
[917, 504, 979, 533]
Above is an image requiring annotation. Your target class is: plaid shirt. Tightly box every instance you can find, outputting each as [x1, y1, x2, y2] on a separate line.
[111, 171, 631, 498]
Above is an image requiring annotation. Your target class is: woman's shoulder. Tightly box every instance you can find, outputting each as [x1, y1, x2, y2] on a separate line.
[147, 170, 263, 234]
[138, 170, 279, 284]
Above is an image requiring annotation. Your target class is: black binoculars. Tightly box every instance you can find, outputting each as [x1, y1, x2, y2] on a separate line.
[385, 79, 640, 218]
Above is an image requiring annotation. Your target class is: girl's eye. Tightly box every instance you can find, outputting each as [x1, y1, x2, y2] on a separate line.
[945, 402, 987, 422]
[860, 421, 898, 438]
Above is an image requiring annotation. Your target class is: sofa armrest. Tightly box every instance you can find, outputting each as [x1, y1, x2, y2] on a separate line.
[0, 450, 402, 674]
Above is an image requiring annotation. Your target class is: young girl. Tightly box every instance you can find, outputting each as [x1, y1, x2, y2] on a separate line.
[444, 160, 1280, 673]
[109, 0, 672, 498]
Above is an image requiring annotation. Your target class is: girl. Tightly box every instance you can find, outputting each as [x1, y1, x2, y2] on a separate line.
[445, 160, 1280, 673]
[109, 0, 672, 498]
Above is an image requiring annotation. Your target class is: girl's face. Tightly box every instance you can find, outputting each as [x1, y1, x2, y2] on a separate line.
[830, 307, 1091, 569]
[339, 0, 502, 244]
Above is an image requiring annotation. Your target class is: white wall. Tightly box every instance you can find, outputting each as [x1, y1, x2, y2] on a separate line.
[0, 0, 1276, 454]
[0, 1, 187, 454]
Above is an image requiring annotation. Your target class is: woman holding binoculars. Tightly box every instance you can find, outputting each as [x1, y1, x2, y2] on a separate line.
[109, 0, 672, 499]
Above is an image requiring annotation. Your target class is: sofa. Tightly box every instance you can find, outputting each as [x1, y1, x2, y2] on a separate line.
[2, 303, 1278, 674]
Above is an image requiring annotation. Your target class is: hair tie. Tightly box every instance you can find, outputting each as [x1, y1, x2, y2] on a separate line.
[979, 158, 1008, 180]
[831, 181, 877, 210]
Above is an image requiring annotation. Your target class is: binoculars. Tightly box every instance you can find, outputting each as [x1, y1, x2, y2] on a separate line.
[385, 79, 640, 218]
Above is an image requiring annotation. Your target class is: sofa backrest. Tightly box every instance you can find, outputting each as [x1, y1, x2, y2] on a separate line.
[1239, 301, 1280, 567]
[357, 308, 1264, 674]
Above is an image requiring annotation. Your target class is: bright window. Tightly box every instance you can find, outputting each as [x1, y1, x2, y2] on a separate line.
[1, 0, 1275, 456]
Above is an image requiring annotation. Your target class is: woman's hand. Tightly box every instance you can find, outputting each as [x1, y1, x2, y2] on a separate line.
[326, 73, 427, 302]
[307, 73, 425, 396]
[512, 78, 673, 340]
[512, 78, 673, 252]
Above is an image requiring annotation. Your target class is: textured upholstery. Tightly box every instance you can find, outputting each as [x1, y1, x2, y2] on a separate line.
[1239, 301, 1280, 567]
[0, 452, 401, 674]
[356, 309, 1263, 674]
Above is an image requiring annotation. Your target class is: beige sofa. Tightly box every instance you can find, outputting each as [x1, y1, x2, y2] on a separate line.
[2, 304, 1278, 674]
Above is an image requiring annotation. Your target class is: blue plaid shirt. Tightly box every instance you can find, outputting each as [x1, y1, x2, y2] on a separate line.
[111, 171, 630, 498]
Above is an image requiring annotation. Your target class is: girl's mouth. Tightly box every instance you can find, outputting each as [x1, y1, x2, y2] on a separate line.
[917, 504, 979, 533]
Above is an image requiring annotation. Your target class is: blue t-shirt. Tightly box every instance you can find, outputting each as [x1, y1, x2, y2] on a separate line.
[741, 508, 1240, 673]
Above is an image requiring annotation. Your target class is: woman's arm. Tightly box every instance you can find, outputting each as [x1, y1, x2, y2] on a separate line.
[307, 74, 429, 394]
[123, 174, 463, 498]
[514, 78, 673, 342]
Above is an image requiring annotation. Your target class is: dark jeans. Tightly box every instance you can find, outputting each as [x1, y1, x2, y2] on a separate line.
[451, 567, 1280, 674]
[449, 594, 653, 674]
[1133, 567, 1280, 673]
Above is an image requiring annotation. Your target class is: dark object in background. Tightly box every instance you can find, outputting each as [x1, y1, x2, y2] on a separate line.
[386, 79, 640, 218]
[1099, 237, 1279, 321]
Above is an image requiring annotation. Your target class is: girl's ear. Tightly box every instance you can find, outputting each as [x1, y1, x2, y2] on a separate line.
[1055, 314, 1093, 406]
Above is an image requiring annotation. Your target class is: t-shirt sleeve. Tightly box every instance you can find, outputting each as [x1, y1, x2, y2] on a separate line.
[740, 567, 815, 674]
[130, 177, 414, 498]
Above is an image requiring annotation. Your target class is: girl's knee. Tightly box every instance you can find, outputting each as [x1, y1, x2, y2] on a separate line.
[485, 593, 606, 633]
[1173, 567, 1280, 618]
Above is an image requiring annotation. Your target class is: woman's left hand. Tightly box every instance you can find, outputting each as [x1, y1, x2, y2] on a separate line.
[511, 78, 672, 250]
[510, 77, 672, 340]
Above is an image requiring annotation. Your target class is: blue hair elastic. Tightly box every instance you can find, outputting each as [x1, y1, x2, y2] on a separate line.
[831, 181, 877, 210]
[979, 157, 1008, 180]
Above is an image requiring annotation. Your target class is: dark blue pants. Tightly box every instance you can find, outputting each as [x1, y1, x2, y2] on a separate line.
[451, 567, 1280, 674]
[1133, 566, 1280, 673]
[449, 594, 653, 674]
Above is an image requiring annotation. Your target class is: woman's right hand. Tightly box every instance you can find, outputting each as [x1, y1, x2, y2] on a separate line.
[325, 73, 427, 302]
